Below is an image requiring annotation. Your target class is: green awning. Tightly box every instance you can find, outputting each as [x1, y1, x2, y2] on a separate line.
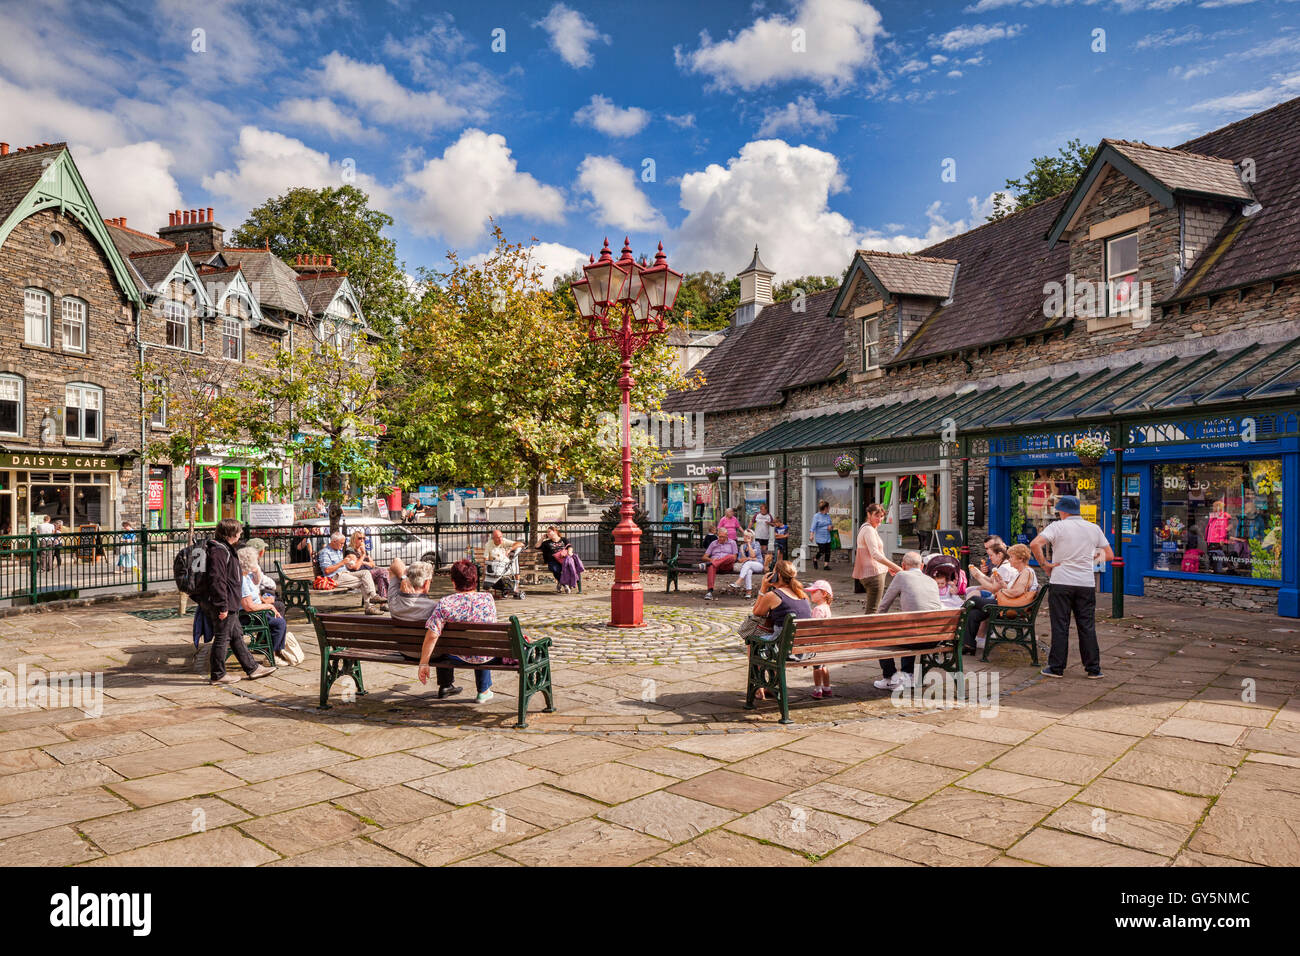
[725, 337, 1300, 458]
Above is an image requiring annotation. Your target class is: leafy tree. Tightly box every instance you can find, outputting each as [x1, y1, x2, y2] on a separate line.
[989, 138, 1097, 220]
[238, 324, 390, 534]
[137, 356, 250, 538]
[773, 274, 840, 301]
[387, 227, 691, 529]
[231, 186, 411, 338]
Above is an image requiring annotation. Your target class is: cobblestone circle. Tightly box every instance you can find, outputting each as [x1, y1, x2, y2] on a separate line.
[521, 598, 748, 664]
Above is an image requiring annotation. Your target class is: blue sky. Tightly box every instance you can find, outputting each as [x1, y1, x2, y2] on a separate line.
[2, 0, 1298, 282]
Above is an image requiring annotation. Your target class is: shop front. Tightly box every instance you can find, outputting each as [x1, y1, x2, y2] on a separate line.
[647, 456, 725, 524]
[0, 451, 131, 533]
[986, 416, 1298, 617]
[183, 457, 287, 528]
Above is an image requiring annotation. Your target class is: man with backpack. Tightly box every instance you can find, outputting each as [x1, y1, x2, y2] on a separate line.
[202, 518, 275, 685]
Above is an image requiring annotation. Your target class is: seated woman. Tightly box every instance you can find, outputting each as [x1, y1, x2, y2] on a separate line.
[539, 526, 584, 593]
[237, 547, 287, 660]
[993, 543, 1038, 608]
[729, 530, 765, 598]
[747, 560, 812, 701]
[347, 530, 388, 599]
[289, 527, 314, 565]
[961, 537, 1014, 654]
[416, 559, 503, 704]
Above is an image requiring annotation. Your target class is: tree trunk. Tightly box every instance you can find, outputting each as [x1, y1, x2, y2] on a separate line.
[327, 472, 343, 534]
[528, 475, 541, 545]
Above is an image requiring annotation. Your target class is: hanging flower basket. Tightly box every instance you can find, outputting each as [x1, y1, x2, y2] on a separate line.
[704, 466, 724, 483]
[833, 453, 857, 477]
[1073, 435, 1108, 467]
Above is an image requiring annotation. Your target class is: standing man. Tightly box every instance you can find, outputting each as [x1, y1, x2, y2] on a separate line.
[809, 501, 834, 570]
[204, 518, 275, 686]
[853, 503, 902, 613]
[1030, 495, 1113, 679]
[871, 551, 942, 690]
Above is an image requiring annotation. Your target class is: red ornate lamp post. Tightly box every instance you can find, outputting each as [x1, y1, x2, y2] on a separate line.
[572, 237, 682, 627]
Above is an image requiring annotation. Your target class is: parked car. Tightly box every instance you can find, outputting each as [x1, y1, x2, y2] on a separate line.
[291, 517, 446, 568]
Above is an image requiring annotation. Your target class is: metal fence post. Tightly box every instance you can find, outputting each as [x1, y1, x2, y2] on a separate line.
[140, 527, 150, 591]
[28, 532, 38, 605]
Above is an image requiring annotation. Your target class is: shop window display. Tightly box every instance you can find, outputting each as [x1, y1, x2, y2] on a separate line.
[1009, 467, 1102, 544]
[1152, 461, 1282, 579]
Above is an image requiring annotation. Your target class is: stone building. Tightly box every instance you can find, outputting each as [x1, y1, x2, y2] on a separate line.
[669, 96, 1300, 616]
[0, 142, 375, 532]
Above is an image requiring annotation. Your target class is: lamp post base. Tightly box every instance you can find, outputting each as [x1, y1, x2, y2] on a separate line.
[609, 516, 644, 628]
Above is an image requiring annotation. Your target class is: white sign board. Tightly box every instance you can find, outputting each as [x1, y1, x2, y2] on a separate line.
[247, 503, 294, 527]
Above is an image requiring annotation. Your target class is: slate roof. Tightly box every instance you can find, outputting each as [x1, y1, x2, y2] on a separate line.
[857, 251, 958, 299]
[105, 220, 175, 257]
[662, 288, 843, 414]
[1105, 140, 1253, 202]
[296, 273, 348, 315]
[0, 143, 66, 228]
[888, 195, 1072, 364]
[127, 247, 188, 290]
[1165, 95, 1300, 299]
[220, 248, 310, 317]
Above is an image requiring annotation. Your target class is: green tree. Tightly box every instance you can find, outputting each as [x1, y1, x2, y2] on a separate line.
[387, 228, 691, 528]
[231, 186, 411, 338]
[137, 356, 250, 537]
[238, 325, 390, 534]
[989, 138, 1097, 220]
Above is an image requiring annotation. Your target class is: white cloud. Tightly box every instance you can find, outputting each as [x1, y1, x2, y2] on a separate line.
[535, 3, 610, 68]
[202, 126, 391, 220]
[279, 97, 373, 140]
[573, 95, 651, 138]
[930, 22, 1024, 51]
[673, 139, 860, 279]
[666, 113, 697, 128]
[76, 142, 185, 232]
[318, 51, 472, 129]
[1189, 70, 1300, 115]
[858, 193, 1001, 253]
[576, 156, 666, 232]
[0, 77, 126, 151]
[676, 0, 886, 92]
[402, 129, 566, 245]
[756, 96, 839, 137]
[898, 58, 929, 75]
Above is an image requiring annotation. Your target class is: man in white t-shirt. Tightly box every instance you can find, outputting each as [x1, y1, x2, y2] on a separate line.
[1030, 495, 1114, 679]
[750, 503, 774, 553]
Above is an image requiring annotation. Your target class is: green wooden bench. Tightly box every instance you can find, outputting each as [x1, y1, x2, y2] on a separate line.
[273, 560, 315, 612]
[234, 609, 277, 667]
[980, 582, 1050, 665]
[664, 546, 711, 592]
[744, 605, 969, 724]
[305, 608, 557, 728]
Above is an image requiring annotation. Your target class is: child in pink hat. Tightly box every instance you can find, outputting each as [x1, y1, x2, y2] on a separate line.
[807, 579, 834, 699]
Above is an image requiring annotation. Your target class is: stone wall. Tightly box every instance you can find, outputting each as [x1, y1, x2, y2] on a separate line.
[1140, 575, 1279, 614]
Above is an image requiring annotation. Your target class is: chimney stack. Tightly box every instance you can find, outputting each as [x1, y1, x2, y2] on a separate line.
[0, 144, 8, 156]
[158, 206, 225, 253]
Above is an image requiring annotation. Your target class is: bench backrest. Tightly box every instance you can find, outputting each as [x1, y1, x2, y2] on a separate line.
[468, 546, 541, 566]
[275, 559, 315, 579]
[673, 547, 709, 565]
[779, 607, 965, 657]
[308, 608, 526, 660]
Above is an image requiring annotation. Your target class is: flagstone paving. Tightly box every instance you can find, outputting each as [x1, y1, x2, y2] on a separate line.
[0, 577, 1299, 866]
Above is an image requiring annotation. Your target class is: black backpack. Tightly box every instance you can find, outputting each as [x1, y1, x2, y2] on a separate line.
[174, 537, 210, 598]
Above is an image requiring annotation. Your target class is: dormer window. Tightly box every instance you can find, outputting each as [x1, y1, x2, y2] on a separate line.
[1106, 232, 1139, 315]
[862, 317, 880, 371]
[164, 299, 190, 348]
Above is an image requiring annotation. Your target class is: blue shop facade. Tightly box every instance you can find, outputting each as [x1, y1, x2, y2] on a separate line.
[984, 411, 1297, 618]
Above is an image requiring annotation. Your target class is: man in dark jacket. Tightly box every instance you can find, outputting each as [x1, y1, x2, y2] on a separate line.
[204, 518, 275, 685]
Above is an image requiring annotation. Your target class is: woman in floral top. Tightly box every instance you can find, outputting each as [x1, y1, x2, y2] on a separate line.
[417, 559, 503, 703]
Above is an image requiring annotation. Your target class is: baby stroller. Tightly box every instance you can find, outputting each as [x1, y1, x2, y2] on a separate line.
[482, 547, 526, 600]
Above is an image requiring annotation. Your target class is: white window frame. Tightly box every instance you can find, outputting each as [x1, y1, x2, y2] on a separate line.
[1106, 232, 1139, 315]
[222, 315, 243, 361]
[164, 299, 190, 349]
[24, 288, 51, 347]
[150, 376, 166, 429]
[61, 296, 87, 353]
[65, 382, 103, 442]
[862, 316, 880, 371]
[0, 374, 24, 437]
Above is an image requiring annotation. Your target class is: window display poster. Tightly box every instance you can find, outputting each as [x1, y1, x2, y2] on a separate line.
[664, 482, 686, 522]
[814, 478, 854, 545]
[742, 481, 768, 527]
[1152, 460, 1282, 579]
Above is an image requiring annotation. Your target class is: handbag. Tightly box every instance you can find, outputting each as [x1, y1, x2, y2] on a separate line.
[312, 575, 337, 590]
[277, 630, 306, 666]
[738, 613, 773, 640]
